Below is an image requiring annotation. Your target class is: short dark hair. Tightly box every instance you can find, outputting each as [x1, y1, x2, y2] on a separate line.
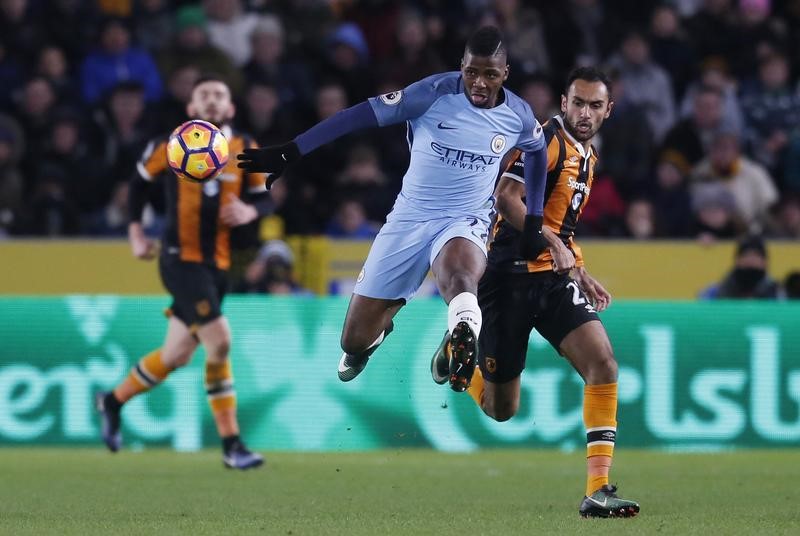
[465, 26, 506, 58]
[192, 73, 230, 90]
[565, 66, 612, 99]
[736, 234, 767, 259]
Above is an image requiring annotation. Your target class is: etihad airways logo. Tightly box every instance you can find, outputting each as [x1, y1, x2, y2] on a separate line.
[567, 177, 590, 194]
[430, 142, 498, 172]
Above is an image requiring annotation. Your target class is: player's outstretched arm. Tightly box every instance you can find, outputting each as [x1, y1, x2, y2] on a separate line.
[520, 145, 549, 259]
[237, 101, 379, 186]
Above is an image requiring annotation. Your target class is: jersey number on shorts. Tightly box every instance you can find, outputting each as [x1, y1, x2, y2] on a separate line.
[567, 281, 596, 313]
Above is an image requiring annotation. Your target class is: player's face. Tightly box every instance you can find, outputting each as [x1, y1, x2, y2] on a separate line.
[461, 52, 509, 108]
[187, 80, 235, 126]
[560, 80, 613, 142]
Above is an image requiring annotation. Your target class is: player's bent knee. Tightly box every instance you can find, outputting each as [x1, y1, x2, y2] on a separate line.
[484, 397, 519, 422]
[588, 352, 618, 384]
[205, 338, 231, 363]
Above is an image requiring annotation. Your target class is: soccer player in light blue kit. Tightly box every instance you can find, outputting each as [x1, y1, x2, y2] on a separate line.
[238, 27, 548, 391]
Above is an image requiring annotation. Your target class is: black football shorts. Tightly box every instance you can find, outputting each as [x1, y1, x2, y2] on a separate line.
[158, 254, 228, 329]
[477, 269, 600, 383]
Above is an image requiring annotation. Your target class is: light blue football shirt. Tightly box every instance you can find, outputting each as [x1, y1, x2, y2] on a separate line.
[367, 71, 544, 222]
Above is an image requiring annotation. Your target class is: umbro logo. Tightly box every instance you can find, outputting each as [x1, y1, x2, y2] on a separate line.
[437, 122, 457, 130]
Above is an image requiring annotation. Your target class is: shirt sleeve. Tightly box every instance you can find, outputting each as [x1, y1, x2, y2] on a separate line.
[367, 73, 456, 126]
[136, 140, 168, 182]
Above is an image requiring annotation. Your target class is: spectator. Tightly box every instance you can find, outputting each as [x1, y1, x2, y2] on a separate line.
[483, 0, 549, 77]
[92, 82, 154, 205]
[624, 197, 657, 239]
[740, 52, 800, 178]
[0, 38, 23, 111]
[679, 59, 744, 135]
[80, 17, 163, 104]
[155, 64, 200, 132]
[157, 5, 243, 97]
[203, 0, 259, 67]
[322, 22, 376, 104]
[242, 15, 314, 115]
[648, 3, 695, 99]
[690, 131, 779, 232]
[35, 45, 78, 104]
[14, 77, 59, 181]
[596, 70, 654, 195]
[652, 154, 694, 237]
[378, 8, 446, 88]
[83, 181, 128, 236]
[335, 144, 397, 223]
[23, 164, 81, 236]
[325, 199, 379, 239]
[784, 271, 800, 299]
[700, 234, 780, 299]
[685, 0, 738, 65]
[691, 182, 743, 241]
[36, 110, 105, 214]
[606, 30, 676, 143]
[518, 74, 558, 124]
[733, 0, 788, 80]
[133, 0, 173, 53]
[661, 85, 725, 173]
[769, 196, 800, 239]
[236, 81, 295, 146]
[0, 115, 24, 236]
[236, 240, 310, 295]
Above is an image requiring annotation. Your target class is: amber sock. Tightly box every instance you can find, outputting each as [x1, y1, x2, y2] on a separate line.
[467, 365, 485, 407]
[206, 360, 239, 438]
[583, 382, 618, 496]
[113, 349, 172, 404]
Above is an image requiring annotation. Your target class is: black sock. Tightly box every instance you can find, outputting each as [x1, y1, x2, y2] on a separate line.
[104, 392, 123, 412]
[222, 435, 241, 452]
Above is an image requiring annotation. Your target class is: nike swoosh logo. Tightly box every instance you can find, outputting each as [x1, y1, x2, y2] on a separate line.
[281, 153, 288, 161]
[338, 354, 350, 373]
[587, 496, 608, 507]
[456, 363, 463, 373]
[437, 122, 457, 130]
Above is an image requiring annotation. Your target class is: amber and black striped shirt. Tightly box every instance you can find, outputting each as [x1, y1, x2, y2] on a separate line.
[130, 125, 267, 270]
[488, 115, 597, 273]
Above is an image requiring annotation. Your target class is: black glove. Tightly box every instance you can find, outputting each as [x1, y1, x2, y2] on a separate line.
[519, 214, 548, 260]
[236, 141, 301, 189]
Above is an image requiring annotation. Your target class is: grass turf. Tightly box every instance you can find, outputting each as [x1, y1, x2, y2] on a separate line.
[0, 448, 797, 535]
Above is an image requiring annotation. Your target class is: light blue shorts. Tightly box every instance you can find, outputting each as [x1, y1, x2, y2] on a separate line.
[353, 215, 490, 302]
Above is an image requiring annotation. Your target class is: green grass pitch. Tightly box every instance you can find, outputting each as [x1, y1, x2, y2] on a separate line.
[1, 448, 797, 535]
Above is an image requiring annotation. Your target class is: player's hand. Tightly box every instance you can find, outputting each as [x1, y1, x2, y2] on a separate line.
[130, 235, 158, 260]
[236, 141, 300, 189]
[128, 222, 158, 260]
[549, 242, 576, 274]
[519, 214, 548, 260]
[574, 268, 612, 312]
[220, 193, 258, 227]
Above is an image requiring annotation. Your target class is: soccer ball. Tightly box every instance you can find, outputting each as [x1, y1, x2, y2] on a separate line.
[166, 119, 229, 182]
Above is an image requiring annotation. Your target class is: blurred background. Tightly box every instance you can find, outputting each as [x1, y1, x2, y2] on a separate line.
[0, 0, 799, 454]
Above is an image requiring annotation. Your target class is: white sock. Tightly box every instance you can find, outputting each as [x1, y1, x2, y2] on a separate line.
[447, 292, 482, 337]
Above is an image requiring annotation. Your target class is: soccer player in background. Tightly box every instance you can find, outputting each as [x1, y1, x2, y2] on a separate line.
[237, 26, 549, 391]
[95, 76, 268, 470]
[431, 67, 640, 517]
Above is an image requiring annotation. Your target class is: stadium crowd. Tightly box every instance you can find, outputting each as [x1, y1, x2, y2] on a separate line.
[1, 0, 800, 244]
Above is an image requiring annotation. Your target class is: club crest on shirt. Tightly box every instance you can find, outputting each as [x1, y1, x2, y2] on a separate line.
[491, 134, 506, 154]
[533, 121, 543, 140]
[379, 91, 403, 106]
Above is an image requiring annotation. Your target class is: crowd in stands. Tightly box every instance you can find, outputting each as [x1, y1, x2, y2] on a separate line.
[1, 0, 800, 246]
